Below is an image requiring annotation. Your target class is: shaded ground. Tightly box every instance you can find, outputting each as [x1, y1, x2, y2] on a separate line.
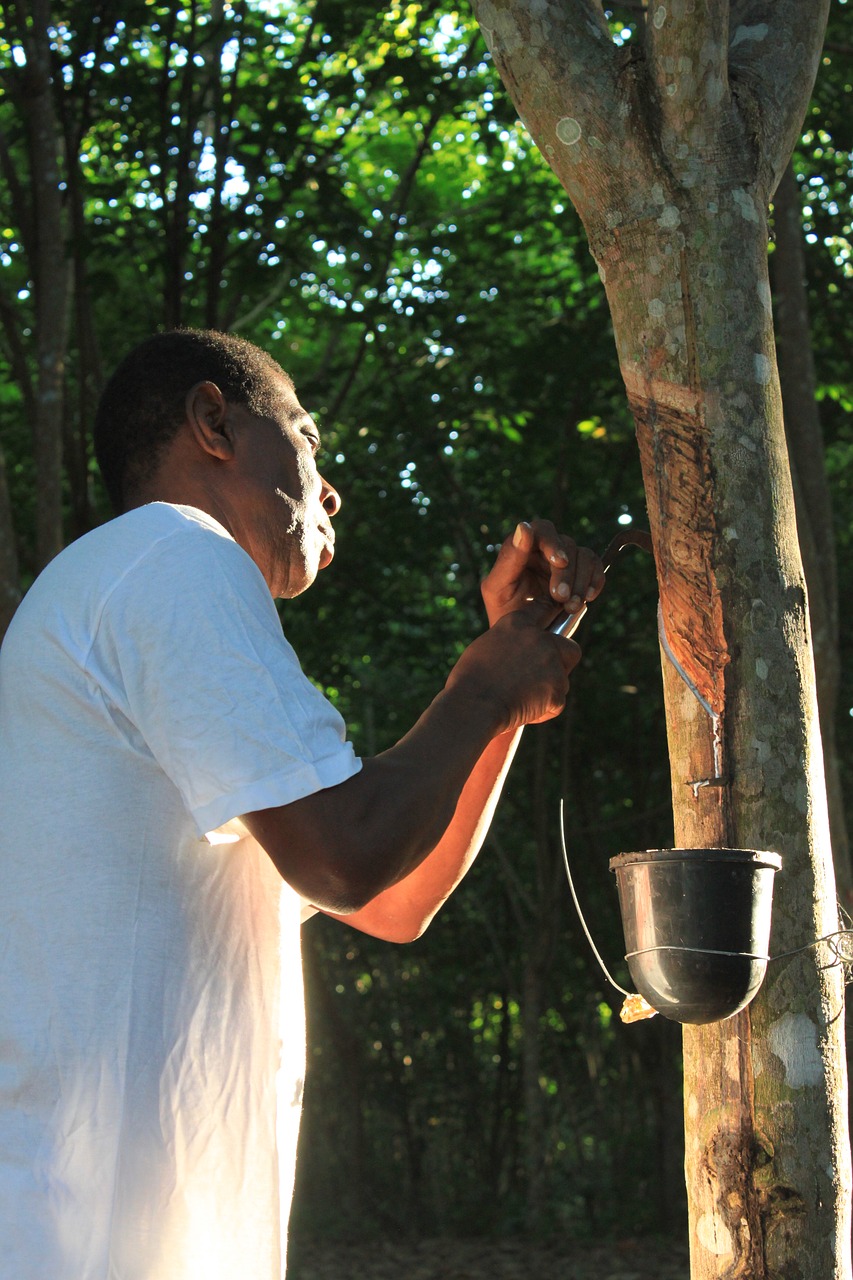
[288, 1236, 690, 1280]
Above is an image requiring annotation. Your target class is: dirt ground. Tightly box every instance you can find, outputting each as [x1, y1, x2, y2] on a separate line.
[287, 1236, 690, 1280]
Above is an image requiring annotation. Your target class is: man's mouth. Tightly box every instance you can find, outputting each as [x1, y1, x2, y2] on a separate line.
[318, 526, 335, 569]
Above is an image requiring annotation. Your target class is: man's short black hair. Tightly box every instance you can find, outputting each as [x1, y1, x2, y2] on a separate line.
[93, 328, 293, 512]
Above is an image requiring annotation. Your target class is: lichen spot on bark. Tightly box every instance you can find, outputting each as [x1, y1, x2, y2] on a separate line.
[732, 23, 769, 48]
[697, 1212, 735, 1260]
[768, 1012, 823, 1088]
[732, 187, 760, 223]
[723, 1035, 743, 1083]
[555, 117, 582, 146]
[475, 0, 498, 47]
[657, 205, 681, 229]
[754, 353, 772, 384]
[706, 79, 724, 109]
[653, 5, 666, 29]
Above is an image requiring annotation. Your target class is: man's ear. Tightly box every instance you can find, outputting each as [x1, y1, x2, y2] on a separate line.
[185, 381, 236, 461]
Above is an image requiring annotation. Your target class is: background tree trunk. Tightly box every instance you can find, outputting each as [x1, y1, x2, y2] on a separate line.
[770, 160, 850, 904]
[470, 1, 851, 1274]
[0, 444, 21, 639]
[14, 0, 70, 570]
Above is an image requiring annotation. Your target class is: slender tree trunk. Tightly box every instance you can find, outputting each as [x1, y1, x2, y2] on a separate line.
[61, 99, 105, 540]
[770, 161, 850, 904]
[16, 0, 70, 569]
[0, 290, 29, 634]
[202, 0, 232, 330]
[471, 1, 851, 1274]
[299, 926, 371, 1224]
[154, 5, 185, 328]
[0, 444, 21, 639]
[520, 948, 546, 1230]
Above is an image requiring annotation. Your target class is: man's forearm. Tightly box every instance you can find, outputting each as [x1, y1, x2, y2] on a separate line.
[242, 681, 511, 914]
[321, 726, 523, 942]
[243, 606, 578, 915]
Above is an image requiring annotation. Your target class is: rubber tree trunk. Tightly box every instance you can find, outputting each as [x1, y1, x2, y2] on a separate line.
[469, 1, 851, 1275]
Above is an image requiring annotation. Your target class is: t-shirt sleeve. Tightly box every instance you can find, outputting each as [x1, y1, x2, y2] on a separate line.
[90, 523, 361, 836]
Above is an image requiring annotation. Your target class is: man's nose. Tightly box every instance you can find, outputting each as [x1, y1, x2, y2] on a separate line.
[320, 476, 341, 516]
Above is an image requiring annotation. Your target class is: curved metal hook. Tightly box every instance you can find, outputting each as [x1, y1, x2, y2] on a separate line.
[549, 527, 653, 638]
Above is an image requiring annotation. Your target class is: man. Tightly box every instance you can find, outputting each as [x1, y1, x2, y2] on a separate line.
[0, 329, 603, 1279]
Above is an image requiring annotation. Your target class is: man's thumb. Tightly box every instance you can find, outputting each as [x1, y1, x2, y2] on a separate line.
[488, 521, 533, 589]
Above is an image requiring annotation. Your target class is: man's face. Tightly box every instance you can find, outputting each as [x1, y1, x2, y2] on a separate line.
[228, 376, 341, 599]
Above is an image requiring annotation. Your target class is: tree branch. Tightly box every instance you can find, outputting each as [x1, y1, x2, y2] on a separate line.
[728, 0, 831, 195]
[469, 0, 659, 224]
[323, 92, 447, 423]
[471, 0, 624, 154]
[645, 0, 730, 148]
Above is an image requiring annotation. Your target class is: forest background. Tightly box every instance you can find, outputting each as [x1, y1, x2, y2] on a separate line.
[1, 0, 851, 1257]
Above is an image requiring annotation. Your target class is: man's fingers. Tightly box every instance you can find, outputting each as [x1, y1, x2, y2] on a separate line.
[520, 521, 602, 611]
[482, 518, 605, 628]
[545, 548, 602, 614]
[550, 543, 605, 609]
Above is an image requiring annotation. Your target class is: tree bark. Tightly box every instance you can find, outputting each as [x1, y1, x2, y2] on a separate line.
[0, 443, 22, 640]
[0, 288, 30, 637]
[15, 0, 71, 569]
[770, 161, 850, 904]
[471, 1, 851, 1275]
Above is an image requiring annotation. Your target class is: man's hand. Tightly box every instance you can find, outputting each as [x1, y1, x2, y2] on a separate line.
[445, 604, 580, 730]
[481, 519, 605, 628]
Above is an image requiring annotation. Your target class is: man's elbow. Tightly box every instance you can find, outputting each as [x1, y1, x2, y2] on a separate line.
[302, 861, 391, 916]
[243, 806, 405, 912]
[371, 918, 431, 945]
[331, 896, 445, 944]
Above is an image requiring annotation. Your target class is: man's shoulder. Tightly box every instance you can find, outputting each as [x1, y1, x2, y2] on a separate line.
[86, 501, 233, 556]
[6, 504, 257, 644]
[47, 504, 238, 583]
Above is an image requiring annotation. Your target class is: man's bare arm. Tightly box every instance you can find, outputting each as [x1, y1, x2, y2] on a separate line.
[242, 611, 576, 914]
[324, 519, 605, 940]
[243, 522, 603, 932]
[320, 727, 522, 942]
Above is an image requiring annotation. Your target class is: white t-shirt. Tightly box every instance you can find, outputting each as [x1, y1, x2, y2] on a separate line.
[0, 503, 361, 1280]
